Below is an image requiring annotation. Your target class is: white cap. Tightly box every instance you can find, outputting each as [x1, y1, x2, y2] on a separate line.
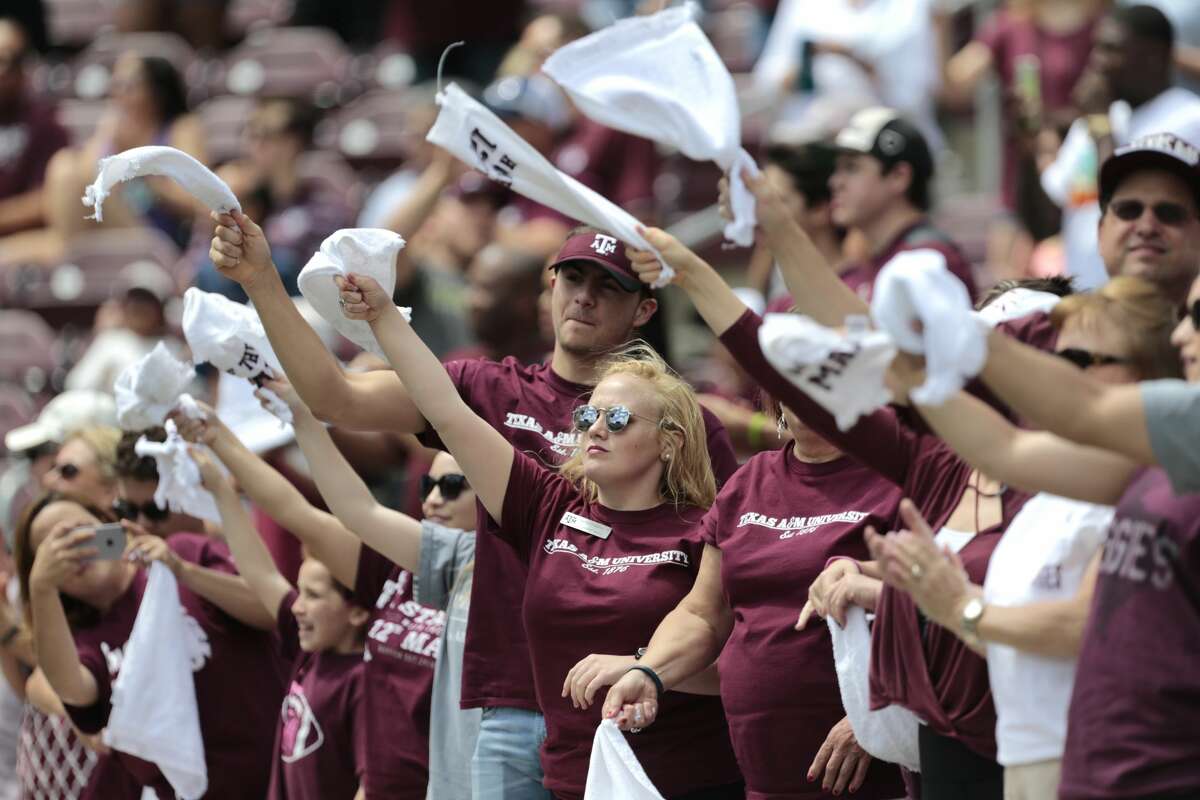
[5, 391, 118, 453]
[116, 260, 177, 304]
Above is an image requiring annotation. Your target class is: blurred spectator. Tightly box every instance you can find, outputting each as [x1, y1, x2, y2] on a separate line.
[1128, 0, 1200, 93]
[357, 84, 441, 229]
[0, 391, 118, 535]
[289, 0, 392, 50]
[1040, 3, 1200, 289]
[0, 17, 68, 259]
[754, 0, 942, 148]
[192, 98, 353, 301]
[64, 261, 183, 394]
[41, 426, 121, 509]
[114, 427, 207, 537]
[383, 0, 528, 86]
[114, 0, 230, 52]
[944, 0, 1105, 213]
[43, 53, 206, 255]
[3, 0, 45, 55]
[496, 11, 591, 78]
[449, 243, 549, 364]
[0, 543, 18, 800]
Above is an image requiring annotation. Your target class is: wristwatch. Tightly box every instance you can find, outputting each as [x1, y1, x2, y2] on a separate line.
[960, 597, 986, 647]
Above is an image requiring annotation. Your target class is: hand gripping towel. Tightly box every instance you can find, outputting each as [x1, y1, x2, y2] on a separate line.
[426, 83, 675, 287]
[583, 719, 665, 800]
[104, 562, 208, 799]
[757, 312, 896, 431]
[82, 145, 240, 223]
[135, 418, 220, 523]
[542, 3, 759, 247]
[181, 288, 292, 423]
[297, 228, 413, 359]
[113, 342, 196, 431]
[870, 249, 988, 406]
[827, 607, 922, 772]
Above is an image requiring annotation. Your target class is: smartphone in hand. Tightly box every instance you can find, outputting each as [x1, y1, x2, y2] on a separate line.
[70, 523, 127, 562]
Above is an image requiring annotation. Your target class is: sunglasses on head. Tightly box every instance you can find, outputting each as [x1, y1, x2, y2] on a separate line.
[420, 473, 469, 501]
[113, 498, 169, 522]
[1109, 198, 1192, 227]
[571, 404, 663, 434]
[1055, 348, 1129, 370]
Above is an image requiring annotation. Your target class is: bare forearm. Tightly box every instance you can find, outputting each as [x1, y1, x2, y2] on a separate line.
[678, 255, 754, 337]
[639, 606, 729, 690]
[765, 218, 868, 326]
[673, 661, 721, 696]
[0, 189, 46, 234]
[176, 560, 276, 630]
[29, 587, 96, 706]
[976, 598, 1090, 659]
[209, 482, 292, 624]
[380, 159, 453, 236]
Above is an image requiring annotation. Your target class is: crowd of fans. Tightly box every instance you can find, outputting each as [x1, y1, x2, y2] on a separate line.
[1, 0, 1200, 798]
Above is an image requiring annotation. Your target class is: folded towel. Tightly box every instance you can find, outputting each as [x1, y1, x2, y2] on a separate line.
[583, 719, 665, 800]
[83, 146, 239, 223]
[113, 343, 196, 431]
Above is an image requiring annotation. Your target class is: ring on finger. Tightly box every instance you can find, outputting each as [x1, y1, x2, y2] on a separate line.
[909, 562, 924, 580]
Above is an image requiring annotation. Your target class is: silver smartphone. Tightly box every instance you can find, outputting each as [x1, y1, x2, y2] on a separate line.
[71, 523, 127, 562]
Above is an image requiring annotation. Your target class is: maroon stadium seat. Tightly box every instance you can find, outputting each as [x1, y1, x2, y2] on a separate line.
[197, 94, 258, 165]
[315, 88, 413, 167]
[66, 32, 196, 101]
[213, 27, 353, 106]
[0, 311, 58, 391]
[44, 0, 117, 50]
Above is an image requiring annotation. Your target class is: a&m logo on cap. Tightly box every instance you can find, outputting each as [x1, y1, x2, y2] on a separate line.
[590, 233, 618, 257]
[1126, 132, 1200, 166]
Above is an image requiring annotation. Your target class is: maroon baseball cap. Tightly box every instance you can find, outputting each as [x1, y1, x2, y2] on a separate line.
[548, 230, 643, 292]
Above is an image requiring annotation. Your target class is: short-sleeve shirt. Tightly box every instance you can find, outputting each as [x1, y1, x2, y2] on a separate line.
[268, 590, 366, 800]
[63, 533, 287, 798]
[418, 356, 738, 713]
[495, 450, 743, 800]
[1141, 379, 1200, 494]
[700, 444, 905, 799]
[0, 93, 69, 208]
[353, 546, 443, 799]
[838, 221, 977, 304]
[1059, 468, 1200, 799]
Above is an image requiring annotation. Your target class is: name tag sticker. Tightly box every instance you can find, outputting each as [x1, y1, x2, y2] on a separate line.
[561, 511, 611, 540]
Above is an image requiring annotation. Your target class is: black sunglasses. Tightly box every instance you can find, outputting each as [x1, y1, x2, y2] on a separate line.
[420, 473, 470, 501]
[113, 498, 169, 522]
[51, 463, 80, 480]
[1109, 198, 1192, 227]
[571, 404, 663, 434]
[1055, 348, 1129, 370]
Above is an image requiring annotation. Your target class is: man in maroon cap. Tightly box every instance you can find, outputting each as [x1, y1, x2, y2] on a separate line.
[205, 212, 739, 800]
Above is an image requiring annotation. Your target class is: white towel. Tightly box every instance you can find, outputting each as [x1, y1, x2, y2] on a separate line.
[542, 3, 759, 247]
[426, 83, 674, 287]
[297, 229, 413, 359]
[758, 313, 896, 431]
[827, 607, 922, 772]
[180, 288, 292, 423]
[976, 287, 1062, 327]
[82, 145, 240, 223]
[113, 342, 197, 431]
[583, 719, 665, 800]
[135, 419, 220, 523]
[870, 249, 988, 405]
[104, 562, 208, 799]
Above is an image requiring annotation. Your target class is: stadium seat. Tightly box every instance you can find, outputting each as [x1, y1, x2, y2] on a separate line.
[297, 151, 365, 212]
[314, 88, 412, 167]
[197, 95, 258, 165]
[66, 32, 196, 101]
[226, 0, 293, 39]
[212, 27, 354, 107]
[0, 384, 37, 455]
[44, 0, 118, 50]
[0, 312, 58, 393]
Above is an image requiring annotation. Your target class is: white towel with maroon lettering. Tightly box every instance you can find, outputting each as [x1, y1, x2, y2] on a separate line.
[584, 719, 665, 799]
[426, 83, 673, 287]
[542, 3, 758, 247]
[105, 562, 207, 799]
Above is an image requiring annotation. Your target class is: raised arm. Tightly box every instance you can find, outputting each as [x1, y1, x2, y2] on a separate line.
[981, 329, 1155, 466]
[268, 379, 424, 572]
[338, 275, 513, 522]
[172, 406, 361, 589]
[207, 210, 426, 433]
[191, 449, 293, 623]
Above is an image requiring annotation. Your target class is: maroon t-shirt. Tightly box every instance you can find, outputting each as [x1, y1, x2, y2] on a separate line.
[419, 356, 739, 712]
[1059, 468, 1200, 800]
[64, 533, 287, 799]
[720, 309, 1032, 758]
[0, 92, 69, 208]
[268, 590, 367, 800]
[840, 221, 977, 304]
[495, 450, 742, 800]
[352, 547, 442, 799]
[700, 444, 905, 799]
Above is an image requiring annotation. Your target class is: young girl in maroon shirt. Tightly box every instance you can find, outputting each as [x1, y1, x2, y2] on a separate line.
[333, 271, 743, 799]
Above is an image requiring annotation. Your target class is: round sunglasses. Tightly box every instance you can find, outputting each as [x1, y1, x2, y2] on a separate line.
[1109, 198, 1192, 227]
[571, 404, 663, 434]
[420, 473, 470, 501]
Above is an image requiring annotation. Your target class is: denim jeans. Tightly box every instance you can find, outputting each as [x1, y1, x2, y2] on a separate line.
[471, 707, 553, 800]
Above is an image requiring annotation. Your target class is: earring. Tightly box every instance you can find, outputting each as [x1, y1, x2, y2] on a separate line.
[661, 452, 671, 462]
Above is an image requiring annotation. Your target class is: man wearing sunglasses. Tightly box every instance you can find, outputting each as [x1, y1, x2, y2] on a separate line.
[208, 215, 738, 800]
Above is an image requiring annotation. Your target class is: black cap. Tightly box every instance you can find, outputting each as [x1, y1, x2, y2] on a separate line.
[835, 107, 934, 182]
[1099, 132, 1200, 208]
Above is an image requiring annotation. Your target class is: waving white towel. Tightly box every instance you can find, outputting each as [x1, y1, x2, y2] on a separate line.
[870, 249, 988, 406]
[113, 342, 197, 431]
[827, 607, 922, 772]
[426, 83, 674, 287]
[297, 229, 413, 358]
[976, 287, 1062, 327]
[105, 562, 208, 799]
[758, 313, 896, 430]
[181, 288, 291, 423]
[543, 3, 758, 247]
[83, 146, 240, 223]
[135, 419, 220, 523]
[583, 719, 665, 800]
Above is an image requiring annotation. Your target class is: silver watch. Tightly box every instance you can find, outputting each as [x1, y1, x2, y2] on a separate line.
[960, 597, 986, 643]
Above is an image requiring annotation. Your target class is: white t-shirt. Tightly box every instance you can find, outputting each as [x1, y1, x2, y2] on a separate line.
[1041, 87, 1200, 290]
[982, 493, 1114, 766]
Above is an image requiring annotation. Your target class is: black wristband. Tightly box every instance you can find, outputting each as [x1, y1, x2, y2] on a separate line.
[625, 664, 664, 698]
